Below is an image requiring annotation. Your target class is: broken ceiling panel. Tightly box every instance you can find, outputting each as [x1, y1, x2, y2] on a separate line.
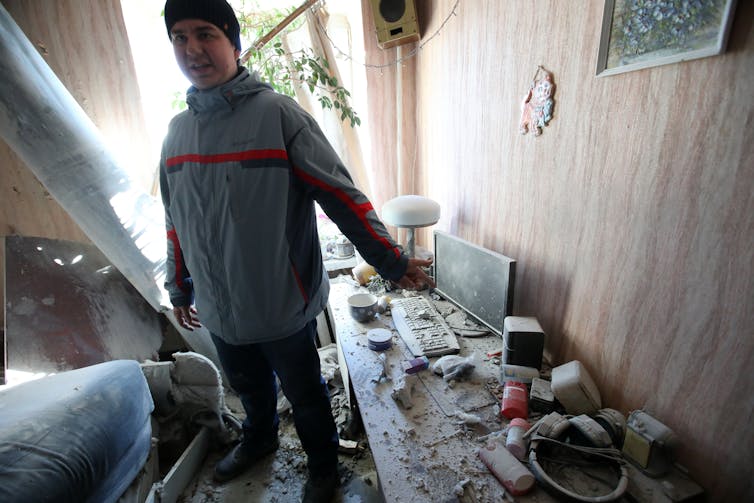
[0, 2, 164, 314]
[4, 236, 162, 382]
[0, 4, 220, 368]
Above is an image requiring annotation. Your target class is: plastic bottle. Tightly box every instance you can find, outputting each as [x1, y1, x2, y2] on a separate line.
[501, 381, 529, 419]
[479, 439, 535, 495]
[505, 418, 530, 460]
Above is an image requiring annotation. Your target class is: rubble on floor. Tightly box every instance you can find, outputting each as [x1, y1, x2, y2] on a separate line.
[175, 346, 384, 503]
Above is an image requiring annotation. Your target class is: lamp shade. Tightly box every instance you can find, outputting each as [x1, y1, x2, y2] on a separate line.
[381, 195, 441, 228]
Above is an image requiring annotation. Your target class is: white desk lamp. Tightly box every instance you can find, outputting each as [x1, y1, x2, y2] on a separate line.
[381, 195, 441, 257]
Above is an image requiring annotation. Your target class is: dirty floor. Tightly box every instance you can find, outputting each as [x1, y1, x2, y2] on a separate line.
[177, 377, 384, 503]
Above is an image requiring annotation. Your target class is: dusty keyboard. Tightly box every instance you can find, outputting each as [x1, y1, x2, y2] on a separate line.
[390, 295, 460, 358]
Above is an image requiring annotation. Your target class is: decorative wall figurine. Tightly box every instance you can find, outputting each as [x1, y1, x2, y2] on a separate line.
[520, 66, 556, 136]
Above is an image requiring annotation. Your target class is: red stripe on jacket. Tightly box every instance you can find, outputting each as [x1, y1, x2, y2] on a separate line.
[290, 261, 309, 304]
[292, 166, 400, 258]
[166, 149, 288, 168]
[167, 228, 188, 295]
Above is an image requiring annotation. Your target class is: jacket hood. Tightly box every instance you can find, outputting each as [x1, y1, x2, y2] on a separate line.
[185, 67, 272, 113]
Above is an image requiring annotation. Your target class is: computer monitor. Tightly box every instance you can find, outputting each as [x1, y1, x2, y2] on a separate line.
[432, 231, 516, 337]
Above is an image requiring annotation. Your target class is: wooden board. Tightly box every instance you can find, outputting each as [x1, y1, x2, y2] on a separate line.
[3, 236, 161, 381]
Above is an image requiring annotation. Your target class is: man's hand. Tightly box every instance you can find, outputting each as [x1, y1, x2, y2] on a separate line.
[174, 305, 202, 331]
[396, 257, 436, 290]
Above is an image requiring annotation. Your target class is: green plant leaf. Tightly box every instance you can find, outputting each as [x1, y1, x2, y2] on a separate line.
[236, 2, 359, 128]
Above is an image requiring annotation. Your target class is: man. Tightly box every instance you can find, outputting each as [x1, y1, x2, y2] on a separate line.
[159, 1, 434, 501]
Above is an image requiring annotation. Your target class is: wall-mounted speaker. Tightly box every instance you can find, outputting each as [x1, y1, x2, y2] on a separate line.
[368, 0, 420, 50]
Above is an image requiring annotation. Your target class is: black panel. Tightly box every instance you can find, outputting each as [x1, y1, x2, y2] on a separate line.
[432, 231, 516, 336]
[379, 0, 406, 23]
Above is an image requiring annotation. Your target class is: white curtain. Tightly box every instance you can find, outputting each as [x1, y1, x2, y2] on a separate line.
[280, 5, 372, 198]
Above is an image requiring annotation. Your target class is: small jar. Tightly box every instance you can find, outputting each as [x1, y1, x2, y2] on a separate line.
[501, 381, 529, 419]
[506, 418, 530, 460]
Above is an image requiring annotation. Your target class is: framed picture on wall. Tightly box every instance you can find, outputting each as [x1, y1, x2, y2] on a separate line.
[596, 0, 738, 77]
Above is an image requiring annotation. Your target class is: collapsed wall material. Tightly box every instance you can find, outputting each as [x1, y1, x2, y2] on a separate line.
[0, 3, 218, 366]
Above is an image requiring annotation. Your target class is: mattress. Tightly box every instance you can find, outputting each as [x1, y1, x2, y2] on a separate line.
[0, 360, 154, 503]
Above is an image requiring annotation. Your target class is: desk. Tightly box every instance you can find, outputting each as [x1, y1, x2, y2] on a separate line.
[323, 252, 359, 277]
[329, 280, 556, 503]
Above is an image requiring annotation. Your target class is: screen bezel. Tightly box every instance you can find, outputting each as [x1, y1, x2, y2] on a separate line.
[432, 230, 516, 337]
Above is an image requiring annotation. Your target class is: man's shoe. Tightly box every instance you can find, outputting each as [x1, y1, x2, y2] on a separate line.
[213, 437, 279, 483]
[301, 470, 339, 503]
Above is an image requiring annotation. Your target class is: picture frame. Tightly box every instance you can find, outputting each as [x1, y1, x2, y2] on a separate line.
[596, 0, 738, 77]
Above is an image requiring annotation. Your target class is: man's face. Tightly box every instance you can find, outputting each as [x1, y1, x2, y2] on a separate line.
[170, 19, 240, 90]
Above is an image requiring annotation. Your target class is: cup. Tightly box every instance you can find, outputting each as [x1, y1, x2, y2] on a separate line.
[347, 293, 378, 322]
[335, 238, 354, 258]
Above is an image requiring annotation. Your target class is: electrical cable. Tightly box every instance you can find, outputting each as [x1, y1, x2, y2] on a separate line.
[528, 435, 629, 502]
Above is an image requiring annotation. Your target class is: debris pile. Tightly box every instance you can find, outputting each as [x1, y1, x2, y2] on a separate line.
[344, 271, 705, 502]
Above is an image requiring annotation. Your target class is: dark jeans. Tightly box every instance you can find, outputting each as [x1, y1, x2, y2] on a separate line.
[211, 320, 338, 476]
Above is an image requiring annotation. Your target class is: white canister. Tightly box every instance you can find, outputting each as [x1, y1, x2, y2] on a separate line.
[505, 418, 531, 460]
[479, 439, 535, 495]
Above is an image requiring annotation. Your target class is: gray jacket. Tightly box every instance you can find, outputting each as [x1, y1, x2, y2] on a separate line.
[160, 69, 407, 344]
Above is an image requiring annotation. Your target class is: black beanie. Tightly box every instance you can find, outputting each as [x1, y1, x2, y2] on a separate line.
[164, 0, 242, 51]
